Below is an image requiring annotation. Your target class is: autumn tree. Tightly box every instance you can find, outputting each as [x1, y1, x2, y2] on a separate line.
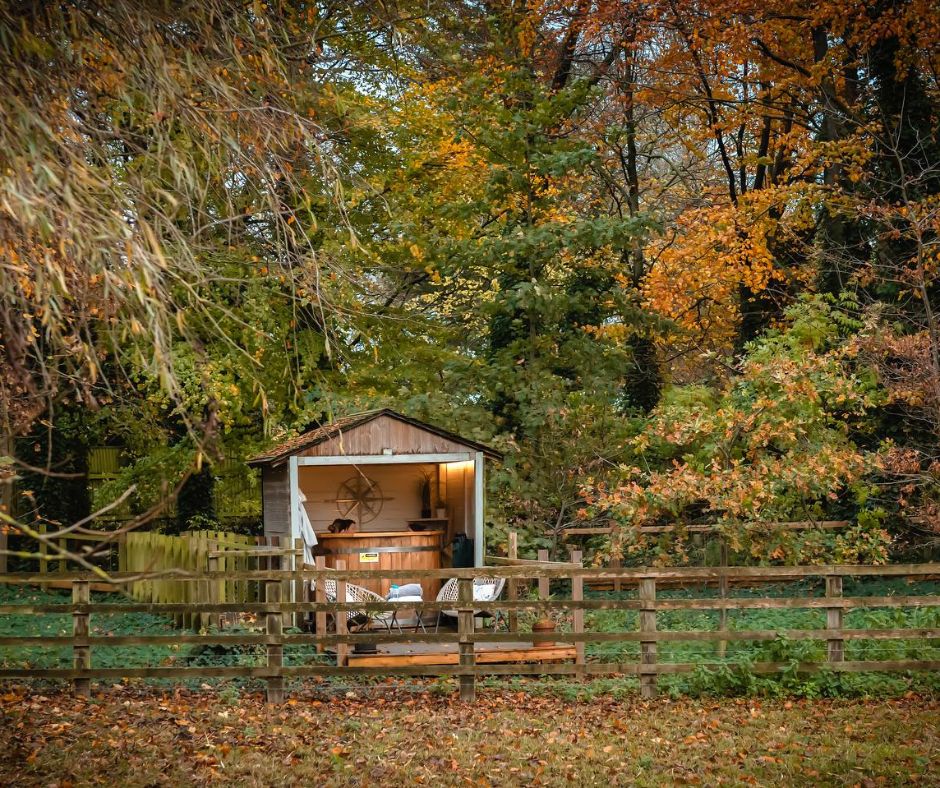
[0, 1, 429, 559]
[581, 296, 891, 565]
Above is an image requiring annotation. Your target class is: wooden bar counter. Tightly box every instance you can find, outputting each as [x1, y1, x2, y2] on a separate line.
[316, 530, 443, 599]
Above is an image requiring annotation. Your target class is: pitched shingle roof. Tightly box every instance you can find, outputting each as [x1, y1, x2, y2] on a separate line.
[247, 408, 501, 466]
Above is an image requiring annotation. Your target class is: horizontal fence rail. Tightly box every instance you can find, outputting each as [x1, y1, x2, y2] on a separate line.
[3, 562, 940, 582]
[1, 563, 939, 702]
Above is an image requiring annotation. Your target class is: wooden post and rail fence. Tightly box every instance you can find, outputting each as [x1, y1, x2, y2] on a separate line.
[0, 563, 938, 704]
[563, 520, 854, 653]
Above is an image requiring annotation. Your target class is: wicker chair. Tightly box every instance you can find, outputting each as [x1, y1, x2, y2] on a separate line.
[312, 577, 393, 632]
[433, 577, 506, 632]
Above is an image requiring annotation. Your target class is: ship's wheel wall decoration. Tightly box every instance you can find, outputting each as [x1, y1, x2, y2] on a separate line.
[335, 476, 386, 524]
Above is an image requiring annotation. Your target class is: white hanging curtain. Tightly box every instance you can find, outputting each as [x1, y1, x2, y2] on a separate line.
[297, 490, 318, 565]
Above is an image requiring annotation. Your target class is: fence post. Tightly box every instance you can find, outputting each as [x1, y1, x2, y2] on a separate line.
[72, 580, 90, 697]
[458, 577, 476, 702]
[610, 555, 622, 593]
[826, 575, 844, 664]
[537, 549, 550, 600]
[265, 580, 284, 704]
[718, 539, 729, 658]
[570, 548, 585, 672]
[335, 560, 348, 668]
[314, 556, 327, 652]
[507, 531, 518, 633]
[279, 536, 291, 629]
[293, 538, 304, 630]
[39, 524, 48, 590]
[639, 577, 657, 699]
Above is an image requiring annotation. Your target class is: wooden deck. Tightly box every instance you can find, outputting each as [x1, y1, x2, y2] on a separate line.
[346, 641, 576, 668]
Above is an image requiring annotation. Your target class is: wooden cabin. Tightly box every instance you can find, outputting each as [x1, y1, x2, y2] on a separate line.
[247, 409, 500, 598]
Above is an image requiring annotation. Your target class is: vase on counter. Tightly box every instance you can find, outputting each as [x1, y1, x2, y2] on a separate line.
[419, 476, 432, 518]
[531, 617, 556, 648]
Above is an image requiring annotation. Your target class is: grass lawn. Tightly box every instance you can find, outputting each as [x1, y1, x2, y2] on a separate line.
[0, 684, 937, 786]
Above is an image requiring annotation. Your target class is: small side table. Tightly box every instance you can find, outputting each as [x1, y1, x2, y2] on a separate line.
[387, 595, 427, 633]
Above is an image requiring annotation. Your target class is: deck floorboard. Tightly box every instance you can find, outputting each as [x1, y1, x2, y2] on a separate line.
[346, 640, 576, 668]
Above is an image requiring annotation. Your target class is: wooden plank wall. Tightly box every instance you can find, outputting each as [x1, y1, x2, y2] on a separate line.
[261, 464, 290, 538]
[298, 415, 471, 457]
[120, 531, 271, 627]
[444, 461, 471, 544]
[317, 530, 443, 599]
[298, 463, 435, 532]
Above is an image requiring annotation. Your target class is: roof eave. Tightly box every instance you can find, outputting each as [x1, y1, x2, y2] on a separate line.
[247, 408, 502, 466]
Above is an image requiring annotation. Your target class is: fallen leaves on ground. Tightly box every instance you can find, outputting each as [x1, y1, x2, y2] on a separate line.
[0, 683, 936, 786]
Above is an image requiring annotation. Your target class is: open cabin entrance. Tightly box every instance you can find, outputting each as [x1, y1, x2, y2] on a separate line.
[250, 410, 500, 603]
[295, 456, 481, 599]
[247, 416, 578, 669]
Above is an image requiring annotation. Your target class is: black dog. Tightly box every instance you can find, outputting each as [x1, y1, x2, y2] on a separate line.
[328, 518, 357, 533]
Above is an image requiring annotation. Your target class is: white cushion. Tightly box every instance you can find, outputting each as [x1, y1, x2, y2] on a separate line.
[473, 586, 499, 601]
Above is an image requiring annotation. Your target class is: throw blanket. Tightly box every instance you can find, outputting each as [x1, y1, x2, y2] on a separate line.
[386, 583, 423, 600]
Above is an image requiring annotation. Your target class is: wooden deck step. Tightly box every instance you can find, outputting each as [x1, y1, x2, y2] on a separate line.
[347, 646, 576, 668]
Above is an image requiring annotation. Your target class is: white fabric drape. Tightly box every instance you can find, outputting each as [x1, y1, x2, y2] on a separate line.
[297, 491, 318, 564]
